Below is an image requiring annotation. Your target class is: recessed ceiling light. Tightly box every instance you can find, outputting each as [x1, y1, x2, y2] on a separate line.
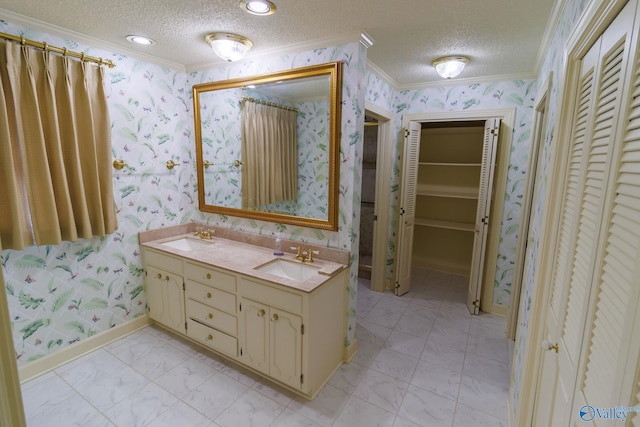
[240, 0, 276, 15]
[126, 35, 155, 45]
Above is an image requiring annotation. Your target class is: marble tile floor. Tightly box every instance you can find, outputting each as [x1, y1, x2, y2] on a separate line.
[21, 268, 514, 427]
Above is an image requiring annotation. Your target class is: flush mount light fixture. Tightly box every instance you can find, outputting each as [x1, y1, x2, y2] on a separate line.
[433, 56, 469, 79]
[240, 0, 276, 15]
[206, 33, 253, 62]
[125, 35, 155, 45]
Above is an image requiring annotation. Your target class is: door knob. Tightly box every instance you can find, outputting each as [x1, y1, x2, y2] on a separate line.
[541, 339, 559, 353]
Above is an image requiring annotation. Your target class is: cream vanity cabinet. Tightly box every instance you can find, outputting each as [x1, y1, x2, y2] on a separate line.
[238, 278, 304, 389]
[143, 250, 186, 334]
[236, 272, 347, 395]
[141, 242, 347, 399]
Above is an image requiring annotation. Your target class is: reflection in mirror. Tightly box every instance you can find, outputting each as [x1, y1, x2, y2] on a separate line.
[193, 62, 342, 230]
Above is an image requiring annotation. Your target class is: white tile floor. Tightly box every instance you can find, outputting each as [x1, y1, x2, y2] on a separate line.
[21, 268, 513, 427]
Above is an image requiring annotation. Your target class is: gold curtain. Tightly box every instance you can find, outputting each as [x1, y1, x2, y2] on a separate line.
[0, 41, 117, 250]
[241, 101, 298, 208]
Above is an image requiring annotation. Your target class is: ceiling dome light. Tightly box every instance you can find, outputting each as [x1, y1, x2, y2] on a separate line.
[241, 0, 276, 15]
[125, 35, 155, 45]
[433, 56, 469, 79]
[205, 33, 253, 62]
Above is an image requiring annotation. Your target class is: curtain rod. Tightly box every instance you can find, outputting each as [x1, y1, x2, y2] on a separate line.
[241, 96, 299, 113]
[0, 31, 116, 68]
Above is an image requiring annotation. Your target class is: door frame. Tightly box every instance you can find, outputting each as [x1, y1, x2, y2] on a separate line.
[399, 108, 515, 314]
[511, 0, 630, 424]
[364, 101, 394, 292]
[0, 253, 27, 427]
[506, 73, 553, 339]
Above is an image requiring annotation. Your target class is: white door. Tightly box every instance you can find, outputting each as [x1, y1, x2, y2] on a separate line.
[394, 121, 421, 295]
[467, 118, 500, 314]
[533, 34, 600, 427]
[533, 2, 637, 424]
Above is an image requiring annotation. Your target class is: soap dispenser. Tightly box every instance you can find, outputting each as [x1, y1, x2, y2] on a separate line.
[273, 233, 284, 256]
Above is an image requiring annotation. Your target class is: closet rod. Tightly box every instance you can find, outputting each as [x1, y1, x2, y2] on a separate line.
[0, 31, 116, 68]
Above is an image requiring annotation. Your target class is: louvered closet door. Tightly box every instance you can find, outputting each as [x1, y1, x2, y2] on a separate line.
[533, 1, 639, 425]
[554, 5, 635, 425]
[533, 39, 600, 427]
[395, 121, 421, 296]
[467, 118, 500, 314]
[572, 1, 640, 422]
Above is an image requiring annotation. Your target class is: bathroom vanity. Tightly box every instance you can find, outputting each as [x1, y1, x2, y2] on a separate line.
[139, 223, 349, 399]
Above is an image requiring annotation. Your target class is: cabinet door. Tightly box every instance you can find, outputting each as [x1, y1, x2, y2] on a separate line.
[146, 266, 185, 334]
[269, 309, 302, 390]
[240, 298, 269, 373]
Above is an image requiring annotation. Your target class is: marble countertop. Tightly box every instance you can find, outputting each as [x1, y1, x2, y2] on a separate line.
[140, 232, 348, 293]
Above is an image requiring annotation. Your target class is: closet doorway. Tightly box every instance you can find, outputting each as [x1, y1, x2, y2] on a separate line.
[396, 109, 515, 315]
[360, 102, 394, 293]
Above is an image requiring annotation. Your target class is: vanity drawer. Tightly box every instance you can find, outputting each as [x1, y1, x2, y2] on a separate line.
[187, 299, 237, 336]
[143, 249, 183, 275]
[185, 262, 236, 293]
[187, 319, 237, 357]
[186, 280, 236, 314]
[238, 278, 302, 315]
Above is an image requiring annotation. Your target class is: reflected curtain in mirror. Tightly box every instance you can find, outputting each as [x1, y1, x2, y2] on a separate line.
[241, 99, 298, 209]
[0, 40, 117, 250]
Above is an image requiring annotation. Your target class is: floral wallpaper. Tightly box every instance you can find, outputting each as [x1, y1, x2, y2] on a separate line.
[0, 17, 366, 366]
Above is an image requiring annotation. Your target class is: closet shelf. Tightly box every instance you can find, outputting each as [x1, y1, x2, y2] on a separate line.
[415, 218, 475, 232]
[416, 183, 479, 199]
[418, 162, 482, 167]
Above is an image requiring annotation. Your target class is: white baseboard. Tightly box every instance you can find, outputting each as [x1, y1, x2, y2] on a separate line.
[343, 338, 358, 363]
[19, 315, 151, 383]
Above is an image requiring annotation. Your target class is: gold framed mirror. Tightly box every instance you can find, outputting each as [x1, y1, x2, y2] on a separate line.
[193, 62, 342, 231]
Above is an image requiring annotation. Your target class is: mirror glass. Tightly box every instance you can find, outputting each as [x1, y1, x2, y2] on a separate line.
[193, 62, 342, 230]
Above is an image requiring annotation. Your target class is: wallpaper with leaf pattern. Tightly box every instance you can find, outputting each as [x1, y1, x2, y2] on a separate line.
[0, 18, 366, 366]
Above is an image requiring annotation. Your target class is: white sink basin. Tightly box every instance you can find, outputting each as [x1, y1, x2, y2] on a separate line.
[160, 237, 213, 251]
[255, 258, 320, 281]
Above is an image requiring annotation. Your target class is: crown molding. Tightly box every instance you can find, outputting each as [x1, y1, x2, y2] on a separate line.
[186, 32, 362, 73]
[366, 60, 399, 90]
[533, 0, 567, 75]
[0, 8, 186, 71]
[396, 71, 537, 91]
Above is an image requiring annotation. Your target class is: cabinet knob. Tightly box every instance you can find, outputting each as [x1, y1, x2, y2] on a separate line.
[271, 313, 279, 321]
[207, 334, 213, 341]
[165, 276, 170, 281]
[208, 313, 213, 319]
[156, 273, 162, 279]
[258, 309, 266, 317]
[206, 292, 212, 299]
[206, 273, 211, 279]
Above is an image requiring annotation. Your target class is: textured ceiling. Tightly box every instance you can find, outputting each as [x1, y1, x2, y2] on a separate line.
[0, 0, 556, 87]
